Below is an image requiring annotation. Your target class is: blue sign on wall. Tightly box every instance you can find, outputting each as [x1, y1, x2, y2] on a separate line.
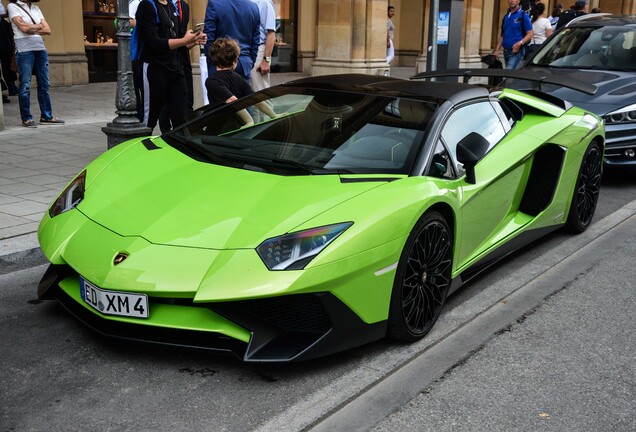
[437, 12, 449, 45]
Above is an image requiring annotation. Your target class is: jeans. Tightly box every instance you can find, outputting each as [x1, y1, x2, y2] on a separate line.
[15, 50, 53, 122]
[503, 47, 525, 70]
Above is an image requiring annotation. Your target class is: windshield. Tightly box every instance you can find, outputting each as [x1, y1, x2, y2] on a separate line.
[531, 26, 636, 71]
[167, 88, 437, 175]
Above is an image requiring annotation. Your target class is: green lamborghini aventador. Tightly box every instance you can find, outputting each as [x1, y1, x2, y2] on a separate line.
[37, 73, 604, 362]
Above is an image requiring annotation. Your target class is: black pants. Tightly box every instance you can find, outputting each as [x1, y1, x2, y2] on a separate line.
[142, 63, 187, 134]
[158, 49, 193, 133]
[0, 51, 18, 94]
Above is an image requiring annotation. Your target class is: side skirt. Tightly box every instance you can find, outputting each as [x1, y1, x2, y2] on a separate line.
[450, 224, 562, 294]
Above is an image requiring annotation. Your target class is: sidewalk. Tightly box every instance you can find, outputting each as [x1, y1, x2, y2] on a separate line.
[0, 68, 416, 259]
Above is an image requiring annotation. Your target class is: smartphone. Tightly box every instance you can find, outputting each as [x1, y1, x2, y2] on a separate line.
[194, 23, 205, 34]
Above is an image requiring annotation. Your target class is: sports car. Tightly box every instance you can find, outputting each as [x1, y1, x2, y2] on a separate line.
[38, 73, 604, 362]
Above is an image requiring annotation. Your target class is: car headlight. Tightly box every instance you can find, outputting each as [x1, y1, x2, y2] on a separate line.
[603, 104, 636, 125]
[257, 222, 352, 270]
[49, 170, 86, 218]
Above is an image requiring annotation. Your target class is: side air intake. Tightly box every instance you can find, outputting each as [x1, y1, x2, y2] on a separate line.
[519, 144, 565, 216]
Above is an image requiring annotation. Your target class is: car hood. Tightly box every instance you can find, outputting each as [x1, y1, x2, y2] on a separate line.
[80, 143, 387, 249]
[516, 66, 636, 115]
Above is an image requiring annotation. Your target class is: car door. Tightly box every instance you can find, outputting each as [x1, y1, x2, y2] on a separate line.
[438, 99, 532, 271]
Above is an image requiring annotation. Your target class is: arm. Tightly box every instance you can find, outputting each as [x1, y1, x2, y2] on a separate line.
[129, 0, 140, 28]
[11, 15, 44, 35]
[36, 18, 51, 36]
[545, 20, 553, 38]
[512, 29, 533, 53]
[512, 14, 533, 53]
[387, 28, 391, 48]
[168, 30, 203, 49]
[493, 34, 503, 58]
[256, 101, 277, 118]
[258, 30, 275, 74]
[237, 109, 254, 126]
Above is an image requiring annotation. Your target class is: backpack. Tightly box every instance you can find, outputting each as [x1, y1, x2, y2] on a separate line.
[0, 18, 15, 56]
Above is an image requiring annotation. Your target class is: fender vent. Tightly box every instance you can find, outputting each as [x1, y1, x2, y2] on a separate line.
[519, 144, 565, 216]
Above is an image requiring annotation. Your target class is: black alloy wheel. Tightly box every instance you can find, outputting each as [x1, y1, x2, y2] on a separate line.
[388, 211, 453, 342]
[565, 141, 603, 233]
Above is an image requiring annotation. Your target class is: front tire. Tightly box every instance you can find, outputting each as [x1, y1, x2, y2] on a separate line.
[387, 211, 453, 342]
[565, 141, 602, 233]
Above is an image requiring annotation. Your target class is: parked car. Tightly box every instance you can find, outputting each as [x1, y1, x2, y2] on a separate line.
[520, 14, 636, 168]
[38, 74, 604, 362]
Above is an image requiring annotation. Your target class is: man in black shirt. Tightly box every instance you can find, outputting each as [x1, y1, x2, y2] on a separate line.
[135, 0, 205, 133]
[556, 0, 587, 30]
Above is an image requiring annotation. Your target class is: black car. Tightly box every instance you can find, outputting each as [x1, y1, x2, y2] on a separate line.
[520, 14, 636, 168]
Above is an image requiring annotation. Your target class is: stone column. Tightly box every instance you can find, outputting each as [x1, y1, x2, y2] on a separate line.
[40, 0, 88, 86]
[312, 0, 389, 76]
[480, 0, 496, 57]
[461, 0, 485, 68]
[394, 0, 424, 67]
[415, 0, 431, 74]
[298, 0, 317, 73]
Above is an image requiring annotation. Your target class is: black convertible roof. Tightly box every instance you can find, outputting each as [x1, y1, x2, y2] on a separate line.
[281, 74, 490, 104]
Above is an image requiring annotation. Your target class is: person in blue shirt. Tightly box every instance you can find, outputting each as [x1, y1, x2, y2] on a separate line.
[203, 0, 260, 82]
[493, 0, 533, 70]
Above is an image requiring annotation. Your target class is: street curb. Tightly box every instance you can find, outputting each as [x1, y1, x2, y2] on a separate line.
[0, 233, 45, 276]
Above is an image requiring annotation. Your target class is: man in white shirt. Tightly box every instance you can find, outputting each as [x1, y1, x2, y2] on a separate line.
[128, 0, 140, 27]
[386, 6, 395, 64]
[249, 0, 275, 91]
[8, 0, 64, 127]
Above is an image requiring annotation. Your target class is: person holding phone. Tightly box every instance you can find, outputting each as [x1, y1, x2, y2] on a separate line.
[158, 0, 197, 133]
[135, 0, 206, 134]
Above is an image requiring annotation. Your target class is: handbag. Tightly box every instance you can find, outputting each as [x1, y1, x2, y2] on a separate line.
[10, 53, 17, 73]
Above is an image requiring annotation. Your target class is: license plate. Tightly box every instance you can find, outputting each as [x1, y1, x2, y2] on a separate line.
[80, 278, 149, 319]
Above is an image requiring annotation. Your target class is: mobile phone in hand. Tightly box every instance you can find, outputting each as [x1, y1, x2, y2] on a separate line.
[194, 23, 204, 34]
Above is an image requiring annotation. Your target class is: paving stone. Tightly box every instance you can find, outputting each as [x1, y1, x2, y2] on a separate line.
[0, 182, 48, 195]
[20, 174, 71, 187]
[0, 200, 49, 217]
[17, 189, 59, 205]
[0, 212, 28, 228]
[0, 221, 40, 239]
[1, 167, 42, 179]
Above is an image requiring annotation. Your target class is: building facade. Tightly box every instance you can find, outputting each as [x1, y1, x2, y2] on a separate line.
[16, 0, 636, 88]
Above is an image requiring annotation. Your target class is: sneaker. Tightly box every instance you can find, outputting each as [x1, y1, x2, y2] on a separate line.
[22, 119, 37, 128]
[2, 95, 10, 104]
[40, 117, 65, 124]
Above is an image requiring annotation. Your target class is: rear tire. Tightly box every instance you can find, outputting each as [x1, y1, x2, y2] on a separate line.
[387, 211, 453, 342]
[565, 141, 602, 234]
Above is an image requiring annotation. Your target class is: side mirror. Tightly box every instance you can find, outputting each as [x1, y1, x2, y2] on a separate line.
[456, 132, 490, 184]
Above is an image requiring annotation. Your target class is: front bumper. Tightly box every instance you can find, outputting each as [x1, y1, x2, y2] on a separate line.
[38, 264, 386, 362]
[604, 123, 636, 167]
